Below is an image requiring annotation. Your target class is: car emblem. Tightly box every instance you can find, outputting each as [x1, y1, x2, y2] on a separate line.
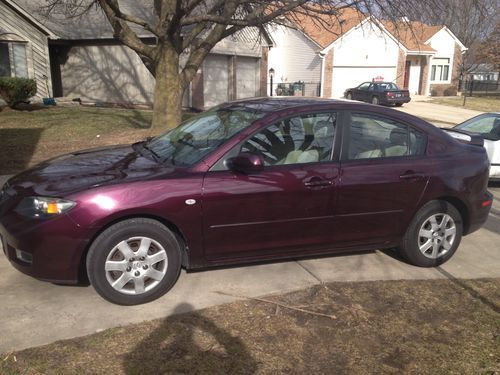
[185, 199, 196, 205]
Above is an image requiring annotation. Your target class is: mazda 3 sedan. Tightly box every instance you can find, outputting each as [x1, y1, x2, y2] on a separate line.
[0, 98, 492, 305]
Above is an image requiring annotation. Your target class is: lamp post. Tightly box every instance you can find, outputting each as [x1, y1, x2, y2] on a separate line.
[269, 67, 275, 96]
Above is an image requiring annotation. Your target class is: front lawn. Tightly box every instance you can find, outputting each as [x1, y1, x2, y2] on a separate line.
[1, 278, 499, 374]
[430, 96, 500, 112]
[0, 106, 193, 174]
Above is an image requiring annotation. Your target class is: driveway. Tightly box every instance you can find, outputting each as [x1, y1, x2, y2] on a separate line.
[1, 172, 499, 353]
[394, 96, 483, 126]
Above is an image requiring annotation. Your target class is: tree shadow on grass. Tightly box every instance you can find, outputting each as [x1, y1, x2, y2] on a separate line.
[0, 128, 43, 175]
[123, 303, 258, 375]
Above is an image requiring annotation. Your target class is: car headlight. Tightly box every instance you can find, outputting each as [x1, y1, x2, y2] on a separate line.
[15, 197, 76, 218]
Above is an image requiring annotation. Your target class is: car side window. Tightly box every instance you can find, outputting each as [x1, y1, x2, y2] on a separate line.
[358, 83, 370, 91]
[348, 113, 426, 160]
[241, 113, 336, 166]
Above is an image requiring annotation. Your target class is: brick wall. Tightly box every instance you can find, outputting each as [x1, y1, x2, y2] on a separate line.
[396, 49, 406, 88]
[419, 56, 429, 95]
[259, 47, 269, 97]
[191, 68, 204, 109]
[322, 50, 334, 98]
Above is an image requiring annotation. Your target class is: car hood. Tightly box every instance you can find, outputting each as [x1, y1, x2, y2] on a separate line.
[6, 144, 177, 197]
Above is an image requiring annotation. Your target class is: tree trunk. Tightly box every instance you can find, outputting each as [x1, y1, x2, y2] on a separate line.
[150, 44, 184, 134]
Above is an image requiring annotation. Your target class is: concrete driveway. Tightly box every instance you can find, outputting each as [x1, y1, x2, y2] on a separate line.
[0, 169, 499, 353]
[394, 96, 483, 126]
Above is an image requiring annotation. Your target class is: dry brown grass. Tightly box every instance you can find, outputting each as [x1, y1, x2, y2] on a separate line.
[1, 278, 499, 374]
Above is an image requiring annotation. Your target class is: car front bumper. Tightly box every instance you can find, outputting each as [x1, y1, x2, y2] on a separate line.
[0, 200, 93, 284]
[489, 163, 500, 180]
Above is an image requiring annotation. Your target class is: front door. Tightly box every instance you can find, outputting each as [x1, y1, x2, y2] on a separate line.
[201, 112, 340, 261]
[336, 112, 429, 246]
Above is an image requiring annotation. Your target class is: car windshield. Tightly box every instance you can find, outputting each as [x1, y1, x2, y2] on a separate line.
[145, 108, 265, 166]
[378, 83, 399, 90]
[456, 114, 500, 141]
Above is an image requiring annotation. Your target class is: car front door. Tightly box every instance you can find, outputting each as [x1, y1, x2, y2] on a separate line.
[353, 82, 370, 102]
[336, 111, 429, 246]
[201, 111, 341, 261]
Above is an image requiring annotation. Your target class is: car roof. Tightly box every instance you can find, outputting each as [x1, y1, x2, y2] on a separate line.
[214, 97, 345, 113]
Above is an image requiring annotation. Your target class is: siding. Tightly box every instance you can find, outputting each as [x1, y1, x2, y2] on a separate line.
[268, 26, 322, 84]
[60, 44, 156, 105]
[0, 1, 51, 97]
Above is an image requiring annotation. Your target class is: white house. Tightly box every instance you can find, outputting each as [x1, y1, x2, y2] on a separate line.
[268, 8, 467, 98]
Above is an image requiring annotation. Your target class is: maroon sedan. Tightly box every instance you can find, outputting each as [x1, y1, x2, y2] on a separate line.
[0, 98, 492, 305]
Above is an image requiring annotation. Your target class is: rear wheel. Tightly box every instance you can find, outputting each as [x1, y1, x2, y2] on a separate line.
[346, 92, 352, 100]
[371, 96, 379, 105]
[86, 218, 182, 305]
[398, 201, 463, 267]
[395, 103, 403, 107]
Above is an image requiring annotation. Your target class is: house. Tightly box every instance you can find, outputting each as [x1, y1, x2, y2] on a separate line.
[470, 64, 499, 81]
[268, 8, 467, 98]
[1, 0, 271, 109]
[0, 0, 55, 98]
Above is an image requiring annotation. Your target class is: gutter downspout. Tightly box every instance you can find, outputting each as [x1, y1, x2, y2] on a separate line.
[318, 51, 326, 97]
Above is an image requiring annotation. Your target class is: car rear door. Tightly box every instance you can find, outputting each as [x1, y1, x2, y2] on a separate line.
[336, 111, 429, 246]
[201, 111, 341, 261]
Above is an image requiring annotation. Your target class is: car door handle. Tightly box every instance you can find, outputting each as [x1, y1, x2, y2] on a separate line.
[399, 171, 426, 180]
[304, 178, 333, 188]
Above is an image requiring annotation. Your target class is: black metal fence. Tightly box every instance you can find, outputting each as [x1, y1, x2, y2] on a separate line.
[268, 81, 321, 97]
[460, 80, 500, 97]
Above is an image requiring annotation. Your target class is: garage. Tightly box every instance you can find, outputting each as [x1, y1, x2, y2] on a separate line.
[203, 54, 229, 108]
[331, 66, 397, 98]
[236, 56, 260, 99]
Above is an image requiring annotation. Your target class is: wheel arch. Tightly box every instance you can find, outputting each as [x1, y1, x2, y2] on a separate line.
[77, 213, 189, 284]
[435, 196, 470, 234]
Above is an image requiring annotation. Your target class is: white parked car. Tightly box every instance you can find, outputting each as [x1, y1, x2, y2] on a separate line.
[454, 113, 500, 180]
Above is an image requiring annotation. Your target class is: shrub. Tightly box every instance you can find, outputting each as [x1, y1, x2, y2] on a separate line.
[0, 77, 37, 108]
[443, 85, 458, 96]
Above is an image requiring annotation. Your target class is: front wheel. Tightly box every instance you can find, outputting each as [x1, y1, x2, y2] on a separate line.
[86, 218, 182, 305]
[398, 201, 463, 267]
[371, 96, 379, 105]
[395, 103, 403, 107]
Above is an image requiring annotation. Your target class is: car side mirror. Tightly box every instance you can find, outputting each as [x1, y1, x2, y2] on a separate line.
[226, 152, 264, 174]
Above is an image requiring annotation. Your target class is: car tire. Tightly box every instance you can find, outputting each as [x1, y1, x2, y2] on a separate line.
[398, 201, 463, 267]
[346, 92, 352, 100]
[86, 218, 182, 305]
[395, 103, 403, 107]
[372, 96, 379, 105]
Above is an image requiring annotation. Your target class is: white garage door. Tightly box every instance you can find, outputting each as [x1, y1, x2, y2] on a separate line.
[331, 67, 397, 98]
[236, 57, 260, 99]
[204, 55, 229, 108]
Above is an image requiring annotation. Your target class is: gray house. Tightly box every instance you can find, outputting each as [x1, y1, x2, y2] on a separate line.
[1, 0, 271, 109]
[0, 0, 55, 98]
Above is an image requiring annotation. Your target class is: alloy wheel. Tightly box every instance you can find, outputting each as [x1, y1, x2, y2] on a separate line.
[104, 236, 168, 295]
[418, 213, 456, 259]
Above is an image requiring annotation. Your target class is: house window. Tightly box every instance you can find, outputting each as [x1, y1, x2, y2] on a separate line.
[0, 42, 28, 77]
[430, 58, 450, 82]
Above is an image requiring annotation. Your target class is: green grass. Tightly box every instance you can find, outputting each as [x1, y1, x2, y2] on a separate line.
[1, 278, 499, 374]
[430, 96, 500, 112]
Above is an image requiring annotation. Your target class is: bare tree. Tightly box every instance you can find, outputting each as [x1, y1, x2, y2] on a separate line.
[41, 0, 450, 132]
[397, 0, 498, 73]
[475, 20, 500, 81]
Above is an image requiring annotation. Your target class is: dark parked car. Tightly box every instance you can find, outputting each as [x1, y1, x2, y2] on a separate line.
[345, 82, 411, 106]
[0, 98, 492, 305]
